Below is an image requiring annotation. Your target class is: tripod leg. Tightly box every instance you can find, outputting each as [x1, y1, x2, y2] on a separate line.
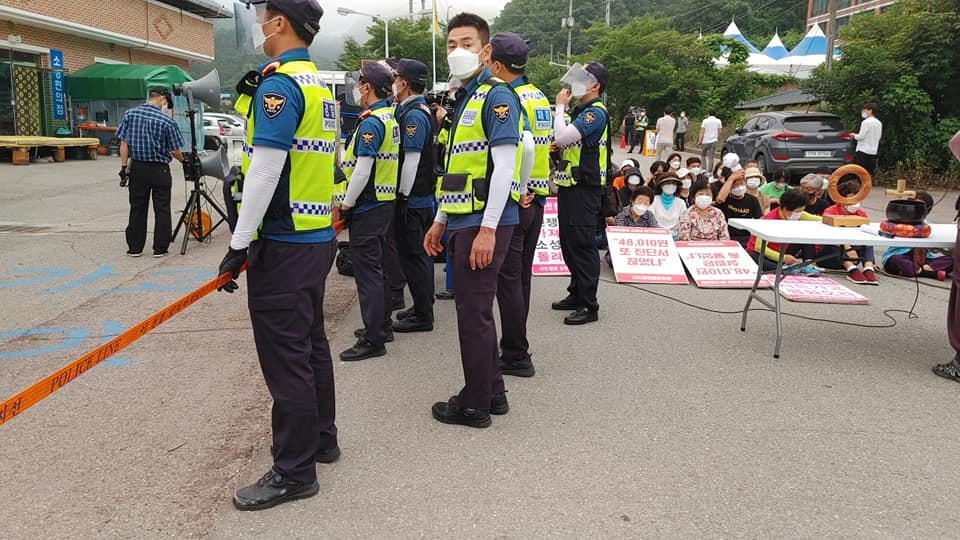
[180, 191, 197, 255]
[198, 189, 229, 241]
[171, 193, 192, 244]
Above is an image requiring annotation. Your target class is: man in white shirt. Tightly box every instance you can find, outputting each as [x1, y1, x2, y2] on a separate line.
[655, 107, 676, 161]
[851, 102, 882, 175]
[698, 110, 722, 173]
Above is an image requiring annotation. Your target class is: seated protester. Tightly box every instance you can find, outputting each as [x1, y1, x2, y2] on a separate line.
[647, 160, 668, 187]
[820, 179, 879, 284]
[606, 187, 658, 266]
[743, 167, 771, 213]
[678, 179, 730, 241]
[715, 170, 762, 248]
[813, 165, 834, 206]
[676, 167, 693, 202]
[666, 152, 683, 171]
[882, 191, 953, 281]
[650, 172, 686, 239]
[759, 168, 790, 207]
[613, 166, 645, 217]
[746, 189, 822, 274]
[686, 156, 706, 181]
[611, 158, 640, 190]
[743, 159, 760, 170]
[799, 173, 830, 215]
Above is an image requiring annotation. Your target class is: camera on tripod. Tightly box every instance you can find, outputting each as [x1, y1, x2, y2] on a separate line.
[425, 90, 456, 117]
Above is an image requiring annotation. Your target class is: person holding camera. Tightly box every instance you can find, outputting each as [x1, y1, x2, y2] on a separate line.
[117, 85, 184, 257]
[551, 61, 610, 325]
[217, 0, 339, 511]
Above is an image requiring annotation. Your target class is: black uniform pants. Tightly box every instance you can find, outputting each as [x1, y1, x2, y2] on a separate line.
[384, 224, 406, 305]
[676, 131, 686, 152]
[448, 225, 514, 411]
[625, 127, 636, 152]
[395, 206, 435, 320]
[497, 202, 544, 361]
[350, 203, 394, 346]
[125, 160, 172, 253]
[557, 185, 602, 311]
[247, 238, 337, 484]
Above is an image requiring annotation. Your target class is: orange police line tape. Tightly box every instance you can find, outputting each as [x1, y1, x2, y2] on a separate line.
[0, 219, 345, 428]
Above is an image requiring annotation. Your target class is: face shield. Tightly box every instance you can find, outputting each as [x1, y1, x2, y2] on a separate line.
[560, 63, 597, 99]
[344, 71, 363, 107]
[235, 1, 276, 52]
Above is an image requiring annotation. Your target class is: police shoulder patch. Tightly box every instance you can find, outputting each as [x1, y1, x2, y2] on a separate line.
[361, 132, 375, 146]
[406, 124, 417, 138]
[493, 103, 511, 123]
[262, 92, 287, 119]
[584, 111, 596, 124]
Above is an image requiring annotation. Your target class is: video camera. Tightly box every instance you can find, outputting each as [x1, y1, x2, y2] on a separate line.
[425, 90, 457, 117]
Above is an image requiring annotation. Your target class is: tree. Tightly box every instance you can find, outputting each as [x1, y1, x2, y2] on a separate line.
[803, 0, 960, 172]
[335, 17, 449, 86]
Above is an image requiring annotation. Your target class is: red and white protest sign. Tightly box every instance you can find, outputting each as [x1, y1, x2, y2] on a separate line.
[606, 226, 688, 284]
[777, 275, 869, 304]
[532, 197, 569, 276]
[675, 241, 771, 288]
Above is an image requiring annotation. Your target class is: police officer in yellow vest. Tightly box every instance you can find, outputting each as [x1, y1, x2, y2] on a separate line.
[217, 0, 339, 511]
[551, 62, 611, 325]
[485, 32, 548, 378]
[423, 13, 523, 428]
[338, 61, 401, 361]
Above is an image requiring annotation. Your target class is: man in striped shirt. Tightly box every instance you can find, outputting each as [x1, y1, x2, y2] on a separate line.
[117, 86, 185, 257]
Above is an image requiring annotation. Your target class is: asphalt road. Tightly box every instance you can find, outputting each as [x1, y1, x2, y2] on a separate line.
[1, 150, 958, 539]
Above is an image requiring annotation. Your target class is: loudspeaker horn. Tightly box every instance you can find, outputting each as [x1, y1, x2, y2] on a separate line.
[182, 69, 221, 109]
[200, 144, 230, 180]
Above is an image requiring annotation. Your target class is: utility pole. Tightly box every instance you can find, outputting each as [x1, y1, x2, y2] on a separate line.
[605, 0, 610, 27]
[565, 0, 573, 63]
[825, 0, 837, 72]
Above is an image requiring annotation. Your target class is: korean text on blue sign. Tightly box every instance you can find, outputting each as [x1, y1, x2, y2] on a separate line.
[50, 50, 65, 121]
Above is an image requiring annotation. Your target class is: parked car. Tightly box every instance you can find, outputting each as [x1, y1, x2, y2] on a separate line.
[721, 112, 856, 180]
[202, 117, 227, 150]
[205, 112, 246, 138]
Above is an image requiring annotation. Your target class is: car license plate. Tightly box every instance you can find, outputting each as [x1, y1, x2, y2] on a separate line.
[805, 151, 832, 158]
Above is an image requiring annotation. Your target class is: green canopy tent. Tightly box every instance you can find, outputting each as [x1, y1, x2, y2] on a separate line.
[67, 64, 193, 100]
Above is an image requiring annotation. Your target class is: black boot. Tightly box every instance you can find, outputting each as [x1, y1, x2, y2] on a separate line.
[551, 294, 579, 311]
[393, 314, 434, 333]
[564, 306, 598, 325]
[354, 327, 394, 342]
[500, 355, 535, 377]
[233, 470, 319, 511]
[431, 396, 491, 428]
[339, 338, 386, 361]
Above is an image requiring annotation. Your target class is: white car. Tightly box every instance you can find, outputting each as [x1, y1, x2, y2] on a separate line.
[205, 113, 245, 138]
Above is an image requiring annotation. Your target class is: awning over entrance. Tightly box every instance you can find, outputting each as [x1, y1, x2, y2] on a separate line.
[67, 64, 193, 100]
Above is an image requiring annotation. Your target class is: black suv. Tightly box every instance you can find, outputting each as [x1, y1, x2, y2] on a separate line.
[722, 112, 856, 178]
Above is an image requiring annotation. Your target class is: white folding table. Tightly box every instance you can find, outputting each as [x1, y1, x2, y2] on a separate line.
[727, 219, 956, 358]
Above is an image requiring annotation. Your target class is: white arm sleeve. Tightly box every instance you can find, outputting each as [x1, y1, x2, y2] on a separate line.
[434, 210, 448, 224]
[342, 156, 374, 208]
[553, 105, 583, 147]
[519, 131, 535, 192]
[398, 151, 421, 197]
[230, 146, 288, 250]
[481, 144, 518, 229]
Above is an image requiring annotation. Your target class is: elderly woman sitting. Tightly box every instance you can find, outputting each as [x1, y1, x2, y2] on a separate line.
[678, 179, 730, 241]
[650, 172, 686, 239]
[605, 187, 658, 266]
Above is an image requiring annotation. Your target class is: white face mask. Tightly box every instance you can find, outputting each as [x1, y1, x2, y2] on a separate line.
[632, 203, 648, 215]
[392, 83, 399, 97]
[746, 178, 761, 189]
[351, 86, 363, 106]
[787, 211, 803, 221]
[776, 181, 786, 189]
[845, 203, 861, 213]
[627, 175, 641, 186]
[731, 185, 747, 197]
[680, 113, 685, 118]
[681, 179, 692, 189]
[252, 16, 280, 52]
[570, 83, 590, 99]
[861, 111, 869, 119]
[689, 167, 702, 176]
[695, 195, 712, 209]
[447, 47, 481, 80]
[669, 160, 681, 170]
[661, 184, 677, 196]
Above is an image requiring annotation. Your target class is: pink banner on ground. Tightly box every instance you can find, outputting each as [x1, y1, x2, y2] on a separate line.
[606, 226, 688, 284]
[777, 275, 870, 304]
[675, 241, 771, 288]
[532, 197, 570, 276]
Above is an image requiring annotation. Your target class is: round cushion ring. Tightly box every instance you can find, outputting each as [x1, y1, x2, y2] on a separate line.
[827, 164, 871, 206]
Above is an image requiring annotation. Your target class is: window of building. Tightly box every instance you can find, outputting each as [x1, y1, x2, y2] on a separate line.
[812, 0, 828, 16]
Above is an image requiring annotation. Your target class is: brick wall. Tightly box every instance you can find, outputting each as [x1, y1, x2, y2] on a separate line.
[2, 0, 214, 59]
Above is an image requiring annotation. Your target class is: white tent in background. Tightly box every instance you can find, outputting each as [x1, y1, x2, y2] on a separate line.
[715, 20, 778, 68]
[722, 20, 761, 53]
[777, 24, 841, 78]
[762, 32, 788, 60]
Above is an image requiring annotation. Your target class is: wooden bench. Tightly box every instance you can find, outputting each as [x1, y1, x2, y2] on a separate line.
[0, 136, 100, 165]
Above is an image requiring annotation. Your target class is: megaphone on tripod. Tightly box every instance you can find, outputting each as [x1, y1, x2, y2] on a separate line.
[200, 144, 230, 180]
[173, 69, 221, 109]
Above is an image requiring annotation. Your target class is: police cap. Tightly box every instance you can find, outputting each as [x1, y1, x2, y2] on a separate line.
[489, 32, 528, 72]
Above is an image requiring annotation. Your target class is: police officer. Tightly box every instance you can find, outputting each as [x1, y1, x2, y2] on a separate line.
[338, 61, 401, 361]
[391, 59, 437, 333]
[424, 13, 523, 428]
[486, 32, 549, 378]
[217, 0, 338, 511]
[551, 62, 610, 325]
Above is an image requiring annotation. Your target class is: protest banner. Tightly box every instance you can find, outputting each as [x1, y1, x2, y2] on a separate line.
[532, 197, 570, 276]
[777, 275, 869, 304]
[676, 241, 771, 288]
[606, 227, 687, 284]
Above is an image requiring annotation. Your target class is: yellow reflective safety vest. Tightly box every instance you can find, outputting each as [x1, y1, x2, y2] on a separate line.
[555, 99, 609, 188]
[232, 60, 337, 234]
[439, 78, 523, 214]
[339, 102, 400, 206]
[514, 80, 552, 197]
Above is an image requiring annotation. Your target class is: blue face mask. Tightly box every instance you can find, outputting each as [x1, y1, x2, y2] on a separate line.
[660, 194, 675, 208]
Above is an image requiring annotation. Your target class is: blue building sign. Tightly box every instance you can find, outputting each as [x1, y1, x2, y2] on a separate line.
[50, 50, 66, 121]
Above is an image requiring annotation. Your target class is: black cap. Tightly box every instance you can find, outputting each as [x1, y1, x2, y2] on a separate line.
[360, 61, 394, 95]
[396, 59, 428, 87]
[147, 86, 173, 108]
[490, 32, 528, 71]
[584, 62, 609, 87]
[255, 0, 323, 38]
